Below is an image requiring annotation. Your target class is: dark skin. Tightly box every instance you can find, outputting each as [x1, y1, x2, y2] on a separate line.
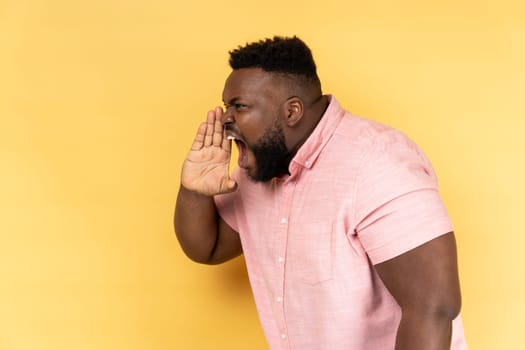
[175, 68, 461, 348]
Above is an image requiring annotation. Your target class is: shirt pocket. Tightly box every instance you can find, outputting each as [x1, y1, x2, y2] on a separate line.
[289, 223, 335, 285]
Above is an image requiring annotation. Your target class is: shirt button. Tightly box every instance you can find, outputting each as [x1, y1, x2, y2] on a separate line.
[278, 256, 284, 263]
[280, 217, 287, 224]
[305, 160, 311, 167]
[276, 296, 282, 303]
[287, 181, 294, 187]
[281, 333, 287, 340]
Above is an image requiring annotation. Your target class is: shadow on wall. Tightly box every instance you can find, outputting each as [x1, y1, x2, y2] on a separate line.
[217, 255, 251, 286]
[212, 255, 254, 298]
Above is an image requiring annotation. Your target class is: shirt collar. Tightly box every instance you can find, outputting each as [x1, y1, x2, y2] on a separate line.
[290, 95, 345, 173]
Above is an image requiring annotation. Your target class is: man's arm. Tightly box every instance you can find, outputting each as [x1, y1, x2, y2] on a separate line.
[175, 186, 241, 264]
[374, 232, 461, 349]
[174, 107, 242, 264]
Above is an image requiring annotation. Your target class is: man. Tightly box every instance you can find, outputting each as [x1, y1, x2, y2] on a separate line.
[175, 36, 468, 349]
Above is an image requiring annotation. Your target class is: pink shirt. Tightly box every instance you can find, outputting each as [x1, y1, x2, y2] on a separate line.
[215, 96, 468, 349]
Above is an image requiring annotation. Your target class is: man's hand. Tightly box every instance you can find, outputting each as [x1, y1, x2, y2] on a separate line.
[181, 107, 237, 196]
[175, 107, 242, 264]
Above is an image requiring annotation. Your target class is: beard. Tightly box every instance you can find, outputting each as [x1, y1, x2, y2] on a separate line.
[248, 120, 292, 182]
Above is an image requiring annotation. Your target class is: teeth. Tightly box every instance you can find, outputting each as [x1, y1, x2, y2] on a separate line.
[226, 136, 236, 141]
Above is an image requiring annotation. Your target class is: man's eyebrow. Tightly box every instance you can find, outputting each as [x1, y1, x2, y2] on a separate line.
[223, 96, 241, 105]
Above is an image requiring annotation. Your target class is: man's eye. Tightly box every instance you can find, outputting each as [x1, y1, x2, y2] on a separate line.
[224, 103, 247, 111]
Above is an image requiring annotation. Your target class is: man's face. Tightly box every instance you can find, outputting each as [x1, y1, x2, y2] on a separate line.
[221, 68, 292, 182]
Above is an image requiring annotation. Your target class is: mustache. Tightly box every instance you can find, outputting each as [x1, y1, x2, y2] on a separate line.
[223, 123, 242, 136]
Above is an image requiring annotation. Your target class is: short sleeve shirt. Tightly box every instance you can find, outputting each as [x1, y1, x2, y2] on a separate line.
[214, 96, 468, 349]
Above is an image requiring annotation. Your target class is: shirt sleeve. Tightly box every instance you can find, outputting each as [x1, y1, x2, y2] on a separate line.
[353, 130, 453, 264]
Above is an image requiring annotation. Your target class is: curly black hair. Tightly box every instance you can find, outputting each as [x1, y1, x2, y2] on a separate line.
[229, 36, 320, 84]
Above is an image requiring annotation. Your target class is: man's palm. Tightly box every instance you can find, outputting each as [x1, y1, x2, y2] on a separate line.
[181, 108, 236, 196]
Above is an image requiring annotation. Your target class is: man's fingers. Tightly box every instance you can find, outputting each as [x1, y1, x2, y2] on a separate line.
[212, 107, 224, 147]
[192, 107, 226, 150]
[213, 119, 223, 147]
[221, 129, 232, 152]
[190, 122, 207, 151]
[203, 110, 214, 146]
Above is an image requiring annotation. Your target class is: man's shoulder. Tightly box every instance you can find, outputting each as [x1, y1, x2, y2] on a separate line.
[327, 112, 390, 159]
[334, 110, 419, 154]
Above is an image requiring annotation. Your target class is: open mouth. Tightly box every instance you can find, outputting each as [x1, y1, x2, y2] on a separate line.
[226, 135, 248, 168]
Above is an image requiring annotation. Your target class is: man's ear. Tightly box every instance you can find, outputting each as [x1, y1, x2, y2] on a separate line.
[283, 97, 304, 127]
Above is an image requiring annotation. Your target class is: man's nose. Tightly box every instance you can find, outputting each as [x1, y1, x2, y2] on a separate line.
[221, 107, 234, 125]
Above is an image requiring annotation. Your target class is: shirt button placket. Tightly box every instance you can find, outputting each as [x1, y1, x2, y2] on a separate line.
[278, 180, 293, 349]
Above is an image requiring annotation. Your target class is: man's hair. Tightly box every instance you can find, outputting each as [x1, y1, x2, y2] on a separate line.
[229, 36, 320, 85]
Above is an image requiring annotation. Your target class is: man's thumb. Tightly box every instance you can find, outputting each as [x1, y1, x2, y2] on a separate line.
[220, 178, 238, 194]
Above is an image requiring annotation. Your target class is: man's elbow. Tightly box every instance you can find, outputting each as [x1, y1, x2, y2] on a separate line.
[407, 292, 462, 322]
[179, 246, 216, 265]
[174, 227, 217, 265]
[434, 294, 462, 321]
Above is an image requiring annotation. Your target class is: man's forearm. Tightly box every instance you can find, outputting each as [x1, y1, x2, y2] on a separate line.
[174, 185, 220, 263]
[395, 311, 453, 349]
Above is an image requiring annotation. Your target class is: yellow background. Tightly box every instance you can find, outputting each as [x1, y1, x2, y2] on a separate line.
[1, 0, 523, 349]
